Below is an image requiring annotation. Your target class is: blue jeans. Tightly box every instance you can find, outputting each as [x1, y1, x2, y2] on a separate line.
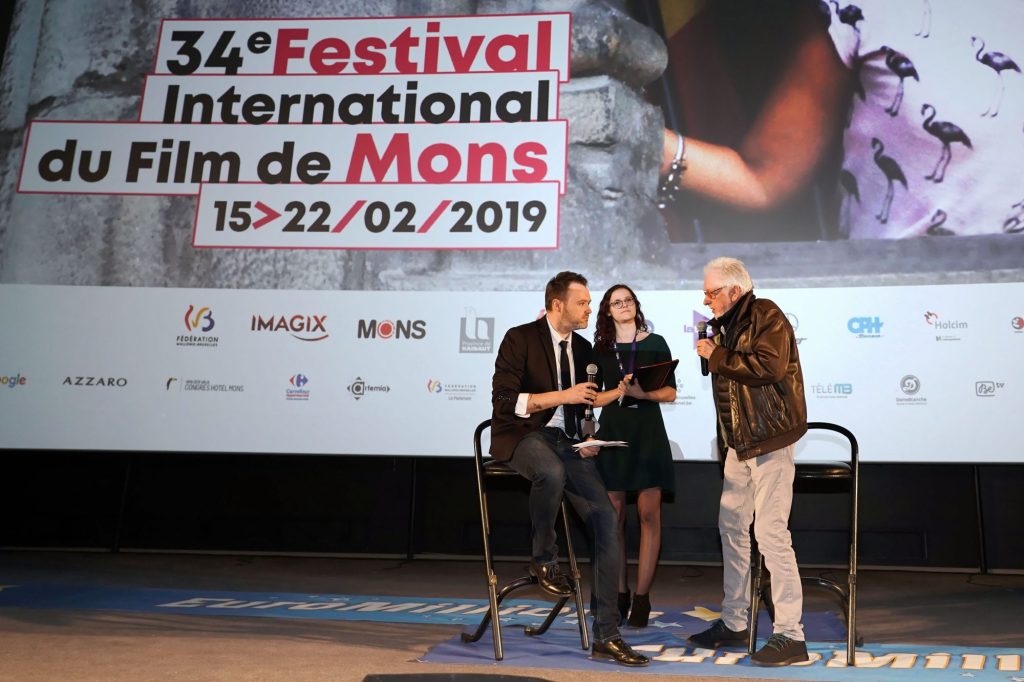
[508, 428, 621, 643]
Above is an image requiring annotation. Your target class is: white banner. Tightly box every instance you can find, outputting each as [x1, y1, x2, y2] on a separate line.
[1, 283, 1021, 462]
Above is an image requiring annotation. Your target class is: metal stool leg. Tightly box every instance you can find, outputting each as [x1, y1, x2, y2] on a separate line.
[560, 499, 590, 650]
[747, 548, 762, 654]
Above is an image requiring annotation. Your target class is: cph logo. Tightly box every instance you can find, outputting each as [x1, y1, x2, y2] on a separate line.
[848, 316, 884, 336]
[185, 305, 215, 332]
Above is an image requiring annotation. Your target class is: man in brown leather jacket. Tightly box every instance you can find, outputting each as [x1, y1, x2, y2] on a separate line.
[688, 257, 810, 667]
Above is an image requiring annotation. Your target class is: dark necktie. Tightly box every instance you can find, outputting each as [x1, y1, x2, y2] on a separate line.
[559, 339, 578, 438]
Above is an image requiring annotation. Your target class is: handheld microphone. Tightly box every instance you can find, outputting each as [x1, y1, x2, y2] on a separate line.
[582, 363, 598, 436]
[697, 321, 709, 377]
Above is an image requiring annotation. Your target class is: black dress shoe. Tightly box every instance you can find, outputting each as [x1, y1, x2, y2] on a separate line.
[592, 637, 650, 667]
[529, 562, 572, 597]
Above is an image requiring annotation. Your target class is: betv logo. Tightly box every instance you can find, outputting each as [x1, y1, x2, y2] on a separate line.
[185, 305, 215, 332]
[357, 319, 427, 340]
[251, 314, 329, 341]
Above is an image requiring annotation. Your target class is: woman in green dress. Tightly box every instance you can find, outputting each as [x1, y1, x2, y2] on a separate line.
[592, 284, 677, 627]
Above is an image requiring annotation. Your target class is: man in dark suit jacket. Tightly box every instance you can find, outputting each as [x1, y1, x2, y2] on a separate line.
[490, 271, 649, 667]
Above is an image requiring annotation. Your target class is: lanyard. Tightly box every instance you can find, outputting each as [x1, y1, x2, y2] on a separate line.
[613, 330, 638, 379]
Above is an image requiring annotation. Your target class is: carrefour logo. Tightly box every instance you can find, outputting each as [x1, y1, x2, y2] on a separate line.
[185, 305, 215, 332]
[848, 316, 883, 337]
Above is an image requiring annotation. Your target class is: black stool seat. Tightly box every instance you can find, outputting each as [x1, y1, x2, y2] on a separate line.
[462, 419, 589, 660]
[795, 461, 851, 479]
[748, 421, 860, 666]
[482, 460, 520, 477]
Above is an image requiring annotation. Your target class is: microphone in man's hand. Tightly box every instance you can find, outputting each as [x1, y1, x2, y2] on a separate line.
[582, 363, 598, 436]
[697, 321, 709, 377]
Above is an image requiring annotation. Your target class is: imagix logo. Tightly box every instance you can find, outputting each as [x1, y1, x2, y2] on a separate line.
[358, 319, 426, 340]
[251, 314, 329, 341]
[847, 316, 884, 338]
[2, 373, 27, 388]
[177, 305, 219, 348]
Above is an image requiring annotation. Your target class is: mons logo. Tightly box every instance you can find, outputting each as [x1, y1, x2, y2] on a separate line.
[185, 305, 215, 332]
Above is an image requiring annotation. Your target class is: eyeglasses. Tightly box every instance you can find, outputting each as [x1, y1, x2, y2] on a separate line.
[703, 286, 728, 299]
[609, 296, 635, 310]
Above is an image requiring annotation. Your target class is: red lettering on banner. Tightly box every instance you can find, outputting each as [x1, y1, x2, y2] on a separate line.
[347, 133, 413, 183]
[310, 37, 350, 74]
[513, 142, 548, 181]
[346, 133, 550, 184]
[353, 37, 387, 74]
[273, 29, 309, 74]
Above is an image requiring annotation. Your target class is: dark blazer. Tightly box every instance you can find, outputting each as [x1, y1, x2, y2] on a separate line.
[490, 317, 595, 461]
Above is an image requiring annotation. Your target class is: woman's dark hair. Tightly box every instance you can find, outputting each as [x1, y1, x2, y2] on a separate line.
[594, 283, 647, 352]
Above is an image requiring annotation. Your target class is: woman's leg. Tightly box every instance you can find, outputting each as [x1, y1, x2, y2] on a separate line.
[634, 487, 662, 596]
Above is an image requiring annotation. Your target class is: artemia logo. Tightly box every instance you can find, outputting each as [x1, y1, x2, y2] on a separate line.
[251, 314, 329, 341]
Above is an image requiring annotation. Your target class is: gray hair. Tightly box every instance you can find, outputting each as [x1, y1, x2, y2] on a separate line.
[704, 257, 753, 294]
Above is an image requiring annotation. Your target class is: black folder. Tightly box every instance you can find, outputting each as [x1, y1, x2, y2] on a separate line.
[632, 359, 679, 392]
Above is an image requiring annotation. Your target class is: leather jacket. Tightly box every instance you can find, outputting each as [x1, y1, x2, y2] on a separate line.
[708, 292, 807, 461]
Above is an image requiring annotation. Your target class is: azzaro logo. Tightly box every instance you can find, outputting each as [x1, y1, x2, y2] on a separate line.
[251, 314, 329, 341]
[357, 319, 426, 340]
[63, 376, 127, 387]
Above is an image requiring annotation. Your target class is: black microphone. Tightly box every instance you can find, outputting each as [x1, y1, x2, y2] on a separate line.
[582, 363, 598, 437]
[698, 321, 709, 377]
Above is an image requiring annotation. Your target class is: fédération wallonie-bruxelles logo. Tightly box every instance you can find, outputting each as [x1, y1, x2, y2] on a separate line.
[177, 305, 219, 348]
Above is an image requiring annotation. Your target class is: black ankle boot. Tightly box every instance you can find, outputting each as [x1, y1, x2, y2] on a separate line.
[628, 592, 651, 628]
[617, 590, 631, 625]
